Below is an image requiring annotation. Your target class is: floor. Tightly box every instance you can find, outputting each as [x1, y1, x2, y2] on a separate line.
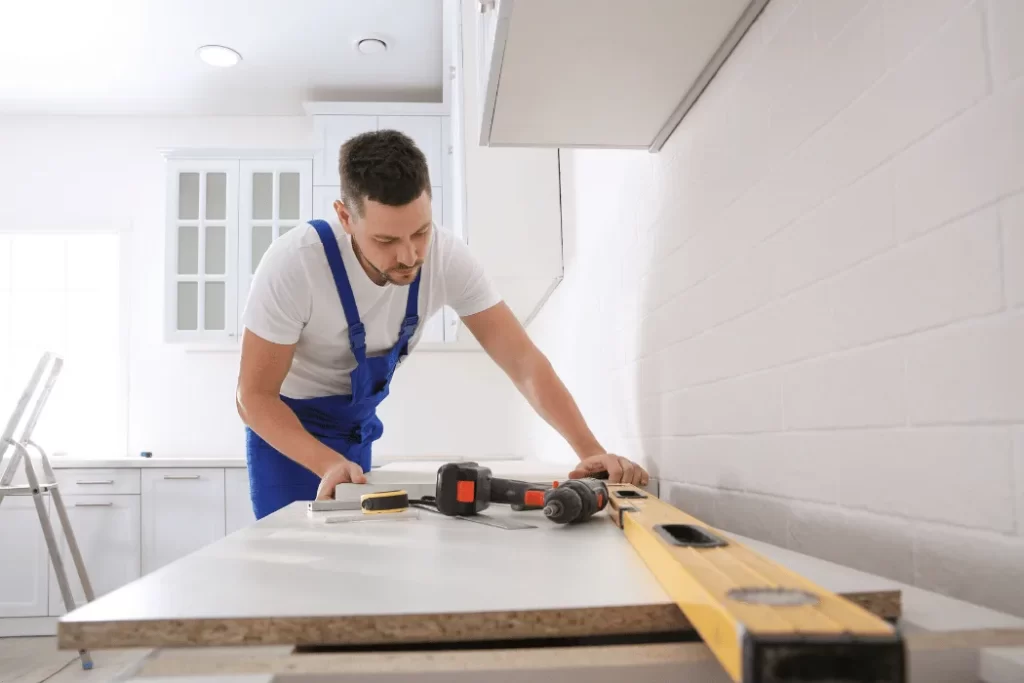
[0, 637, 150, 683]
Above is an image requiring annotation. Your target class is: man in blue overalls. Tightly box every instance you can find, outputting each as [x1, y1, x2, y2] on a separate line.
[236, 130, 648, 519]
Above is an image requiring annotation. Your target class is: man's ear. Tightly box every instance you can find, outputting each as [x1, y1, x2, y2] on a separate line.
[334, 200, 355, 235]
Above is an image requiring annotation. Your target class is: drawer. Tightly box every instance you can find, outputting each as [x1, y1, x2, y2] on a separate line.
[53, 468, 141, 495]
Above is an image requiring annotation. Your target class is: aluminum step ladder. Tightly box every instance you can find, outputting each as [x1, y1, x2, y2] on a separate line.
[0, 352, 96, 670]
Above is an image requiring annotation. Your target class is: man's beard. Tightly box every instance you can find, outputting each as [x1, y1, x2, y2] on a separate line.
[352, 239, 421, 285]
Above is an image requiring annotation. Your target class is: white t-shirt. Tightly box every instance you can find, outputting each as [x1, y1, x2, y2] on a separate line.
[241, 220, 501, 399]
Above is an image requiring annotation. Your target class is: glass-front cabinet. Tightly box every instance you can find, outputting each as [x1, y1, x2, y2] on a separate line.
[164, 156, 312, 345]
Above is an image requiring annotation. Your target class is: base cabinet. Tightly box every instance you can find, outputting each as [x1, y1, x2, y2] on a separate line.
[225, 467, 257, 535]
[48, 494, 141, 616]
[0, 497, 49, 618]
[141, 469, 226, 574]
[1, 466, 253, 628]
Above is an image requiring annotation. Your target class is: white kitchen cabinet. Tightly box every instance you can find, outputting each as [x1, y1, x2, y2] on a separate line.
[475, 0, 764, 151]
[141, 469, 225, 574]
[164, 159, 240, 344]
[163, 154, 313, 346]
[377, 116, 444, 189]
[237, 159, 314, 323]
[0, 497, 50, 617]
[224, 467, 256, 535]
[313, 115, 378, 187]
[53, 468, 140, 495]
[313, 183, 442, 232]
[313, 115, 446, 190]
[455, 0, 565, 334]
[313, 186, 340, 227]
[48, 494, 140, 616]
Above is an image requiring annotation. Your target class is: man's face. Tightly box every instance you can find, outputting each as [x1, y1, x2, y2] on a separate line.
[335, 190, 432, 286]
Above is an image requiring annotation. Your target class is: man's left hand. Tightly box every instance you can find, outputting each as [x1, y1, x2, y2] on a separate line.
[568, 453, 649, 486]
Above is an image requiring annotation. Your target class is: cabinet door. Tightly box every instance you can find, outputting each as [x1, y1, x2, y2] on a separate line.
[314, 186, 340, 224]
[0, 497, 49, 617]
[48, 494, 140, 616]
[377, 116, 443, 189]
[141, 469, 225, 574]
[224, 467, 256, 535]
[237, 159, 313, 322]
[164, 160, 239, 343]
[313, 116, 378, 187]
[431, 185, 443, 230]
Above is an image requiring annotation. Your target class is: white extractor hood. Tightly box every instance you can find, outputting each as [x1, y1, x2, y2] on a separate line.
[475, 0, 768, 151]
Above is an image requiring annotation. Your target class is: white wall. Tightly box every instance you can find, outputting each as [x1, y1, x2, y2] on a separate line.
[0, 116, 534, 460]
[525, 0, 1024, 615]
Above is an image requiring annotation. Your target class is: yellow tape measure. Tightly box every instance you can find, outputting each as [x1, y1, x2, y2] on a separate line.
[359, 489, 410, 515]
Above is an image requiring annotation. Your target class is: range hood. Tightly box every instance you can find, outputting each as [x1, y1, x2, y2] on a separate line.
[475, 0, 768, 151]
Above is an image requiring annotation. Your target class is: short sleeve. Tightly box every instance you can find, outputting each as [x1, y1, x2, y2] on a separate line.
[440, 230, 502, 317]
[241, 237, 311, 344]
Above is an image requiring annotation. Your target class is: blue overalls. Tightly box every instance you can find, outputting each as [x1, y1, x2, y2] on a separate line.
[244, 219, 421, 519]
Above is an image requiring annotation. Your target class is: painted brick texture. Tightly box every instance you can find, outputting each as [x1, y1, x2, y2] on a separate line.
[527, 0, 1024, 615]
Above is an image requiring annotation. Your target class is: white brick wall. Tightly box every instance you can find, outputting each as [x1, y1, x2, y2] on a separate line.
[526, 0, 1024, 615]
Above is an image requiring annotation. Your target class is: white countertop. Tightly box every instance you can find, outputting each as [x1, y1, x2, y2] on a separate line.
[43, 455, 577, 472]
[58, 496, 1023, 642]
[48, 457, 249, 469]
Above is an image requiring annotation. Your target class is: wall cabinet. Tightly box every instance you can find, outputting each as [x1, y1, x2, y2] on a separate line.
[311, 113, 457, 346]
[474, 0, 764, 151]
[141, 469, 226, 574]
[312, 115, 449, 209]
[164, 156, 313, 345]
[165, 112, 458, 348]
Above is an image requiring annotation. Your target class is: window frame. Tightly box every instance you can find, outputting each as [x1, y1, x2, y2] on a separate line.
[0, 224, 130, 458]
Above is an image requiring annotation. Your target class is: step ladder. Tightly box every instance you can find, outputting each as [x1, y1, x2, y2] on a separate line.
[0, 352, 96, 670]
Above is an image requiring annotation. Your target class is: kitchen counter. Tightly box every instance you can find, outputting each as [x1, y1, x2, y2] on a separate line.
[62, 496, 1024, 682]
[43, 455, 550, 470]
[48, 457, 248, 469]
[57, 500, 900, 652]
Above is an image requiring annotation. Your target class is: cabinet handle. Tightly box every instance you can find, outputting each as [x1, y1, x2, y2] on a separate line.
[163, 475, 201, 480]
[74, 502, 113, 507]
[76, 480, 115, 485]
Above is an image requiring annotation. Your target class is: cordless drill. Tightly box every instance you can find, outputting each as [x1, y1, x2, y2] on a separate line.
[432, 461, 609, 525]
[433, 462, 548, 516]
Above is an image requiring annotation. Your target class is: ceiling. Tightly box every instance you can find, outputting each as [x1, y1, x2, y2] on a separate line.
[0, 0, 444, 116]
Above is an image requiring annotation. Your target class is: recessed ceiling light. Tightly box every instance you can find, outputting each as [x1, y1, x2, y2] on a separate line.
[197, 45, 242, 67]
[356, 38, 388, 55]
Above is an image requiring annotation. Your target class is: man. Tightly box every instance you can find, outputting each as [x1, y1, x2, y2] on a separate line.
[236, 130, 648, 519]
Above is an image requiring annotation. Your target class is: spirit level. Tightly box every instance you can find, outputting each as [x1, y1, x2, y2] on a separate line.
[605, 483, 906, 683]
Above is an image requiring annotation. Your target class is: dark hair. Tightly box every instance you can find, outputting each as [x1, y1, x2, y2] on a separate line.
[339, 129, 431, 218]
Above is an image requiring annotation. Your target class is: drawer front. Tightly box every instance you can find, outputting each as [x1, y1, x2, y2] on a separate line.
[54, 468, 141, 495]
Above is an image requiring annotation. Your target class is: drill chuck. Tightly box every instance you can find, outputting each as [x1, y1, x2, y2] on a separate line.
[543, 487, 584, 524]
[542, 478, 608, 524]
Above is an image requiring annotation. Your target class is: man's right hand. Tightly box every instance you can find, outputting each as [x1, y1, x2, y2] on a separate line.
[315, 459, 368, 500]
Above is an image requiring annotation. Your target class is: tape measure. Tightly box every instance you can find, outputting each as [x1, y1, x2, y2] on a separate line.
[359, 489, 410, 515]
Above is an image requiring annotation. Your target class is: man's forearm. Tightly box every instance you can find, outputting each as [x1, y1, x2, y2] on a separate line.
[236, 392, 346, 477]
[514, 353, 605, 460]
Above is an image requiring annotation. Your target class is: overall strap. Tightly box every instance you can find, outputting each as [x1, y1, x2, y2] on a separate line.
[309, 220, 367, 363]
[396, 272, 422, 352]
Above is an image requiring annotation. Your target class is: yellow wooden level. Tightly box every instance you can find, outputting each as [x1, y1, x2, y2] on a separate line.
[605, 483, 906, 683]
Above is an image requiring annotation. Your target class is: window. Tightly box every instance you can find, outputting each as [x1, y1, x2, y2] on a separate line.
[0, 232, 124, 458]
